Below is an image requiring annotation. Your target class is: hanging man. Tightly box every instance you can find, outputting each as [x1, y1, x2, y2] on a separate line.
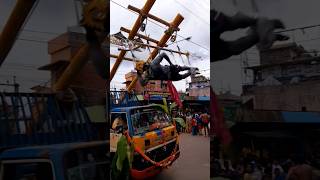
[135, 52, 198, 86]
[212, 9, 289, 61]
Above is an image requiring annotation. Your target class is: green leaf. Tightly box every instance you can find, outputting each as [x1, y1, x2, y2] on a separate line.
[174, 117, 186, 128]
[169, 102, 177, 114]
[152, 104, 169, 114]
[111, 135, 133, 180]
[162, 98, 169, 113]
[116, 135, 128, 171]
[127, 143, 134, 168]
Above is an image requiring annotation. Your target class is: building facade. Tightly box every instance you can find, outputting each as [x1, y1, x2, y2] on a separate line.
[124, 71, 170, 100]
[187, 75, 210, 97]
[243, 43, 320, 111]
[38, 29, 106, 106]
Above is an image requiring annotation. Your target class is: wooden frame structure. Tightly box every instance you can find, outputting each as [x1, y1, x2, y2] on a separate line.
[110, 0, 188, 94]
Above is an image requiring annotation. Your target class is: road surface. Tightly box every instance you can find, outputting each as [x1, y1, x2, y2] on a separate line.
[153, 133, 210, 180]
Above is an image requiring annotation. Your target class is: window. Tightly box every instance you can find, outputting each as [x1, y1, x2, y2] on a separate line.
[130, 108, 171, 135]
[64, 144, 109, 180]
[2, 161, 54, 180]
[110, 113, 128, 134]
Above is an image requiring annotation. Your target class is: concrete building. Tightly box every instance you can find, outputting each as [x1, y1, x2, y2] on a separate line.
[38, 29, 106, 106]
[187, 75, 210, 97]
[243, 43, 320, 111]
[123, 71, 170, 100]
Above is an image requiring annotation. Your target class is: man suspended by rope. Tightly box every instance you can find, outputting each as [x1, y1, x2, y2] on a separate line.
[212, 9, 289, 61]
[135, 52, 198, 86]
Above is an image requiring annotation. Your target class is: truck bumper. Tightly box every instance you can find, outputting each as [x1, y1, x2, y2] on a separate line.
[131, 150, 180, 180]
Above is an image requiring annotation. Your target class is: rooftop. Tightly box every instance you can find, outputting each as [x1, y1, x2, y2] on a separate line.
[0, 141, 108, 159]
[246, 56, 320, 70]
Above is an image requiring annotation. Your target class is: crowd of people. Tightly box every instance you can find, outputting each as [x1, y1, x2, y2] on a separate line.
[212, 150, 320, 180]
[184, 111, 210, 136]
[172, 110, 210, 136]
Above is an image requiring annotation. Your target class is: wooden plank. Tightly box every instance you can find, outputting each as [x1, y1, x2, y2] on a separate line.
[110, 54, 142, 62]
[128, 5, 180, 31]
[120, 27, 161, 45]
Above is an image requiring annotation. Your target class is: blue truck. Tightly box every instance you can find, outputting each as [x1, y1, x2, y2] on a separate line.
[0, 92, 108, 180]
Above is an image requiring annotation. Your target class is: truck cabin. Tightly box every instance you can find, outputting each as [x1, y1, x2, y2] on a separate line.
[0, 141, 109, 180]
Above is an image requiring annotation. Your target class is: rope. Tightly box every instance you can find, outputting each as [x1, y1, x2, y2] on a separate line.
[124, 130, 179, 168]
[176, 45, 189, 66]
[170, 50, 177, 64]
[144, 18, 152, 53]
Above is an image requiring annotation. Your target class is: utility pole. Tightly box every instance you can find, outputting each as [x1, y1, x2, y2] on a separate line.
[13, 76, 19, 93]
[0, 76, 19, 92]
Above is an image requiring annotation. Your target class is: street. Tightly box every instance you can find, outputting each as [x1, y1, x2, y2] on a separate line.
[153, 133, 210, 180]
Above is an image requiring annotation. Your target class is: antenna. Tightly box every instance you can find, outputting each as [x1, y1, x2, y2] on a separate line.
[73, 0, 82, 24]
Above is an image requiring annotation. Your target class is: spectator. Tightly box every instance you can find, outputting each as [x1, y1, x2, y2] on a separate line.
[201, 112, 210, 136]
[287, 156, 312, 180]
[191, 115, 197, 136]
[272, 160, 284, 180]
[244, 163, 255, 180]
[274, 168, 285, 180]
[195, 113, 203, 135]
[186, 112, 192, 133]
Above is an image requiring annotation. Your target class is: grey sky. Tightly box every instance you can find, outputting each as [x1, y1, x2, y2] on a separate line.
[0, 0, 79, 92]
[110, 0, 210, 91]
[212, 0, 320, 95]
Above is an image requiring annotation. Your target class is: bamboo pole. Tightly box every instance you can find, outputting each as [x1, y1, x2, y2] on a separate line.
[53, 45, 90, 91]
[126, 13, 184, 92]
[110, 54, 142, 62]
[0, 0, 37, 66]
[110, 0, 156, 81]
[128, 5, 180, 31]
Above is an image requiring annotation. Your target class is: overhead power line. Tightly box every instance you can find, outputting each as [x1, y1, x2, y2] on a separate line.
[277, 24, 320, 33]
[173, 0, 210, 26]
[110, 0, 209, 52]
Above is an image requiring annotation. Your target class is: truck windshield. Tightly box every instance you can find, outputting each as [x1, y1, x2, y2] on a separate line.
[130, 108, 171, 135]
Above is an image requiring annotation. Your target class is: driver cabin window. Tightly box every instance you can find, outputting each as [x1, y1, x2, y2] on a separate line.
[2, 162, 54, 180]
[110, 113, 128, 133]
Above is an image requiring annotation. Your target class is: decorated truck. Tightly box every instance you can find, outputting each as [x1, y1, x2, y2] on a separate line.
[110, 91, 180, 179]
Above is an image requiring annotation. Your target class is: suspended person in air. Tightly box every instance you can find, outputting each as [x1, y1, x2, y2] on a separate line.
[212, 9, 289, 61]
[135, 52, 199, 86]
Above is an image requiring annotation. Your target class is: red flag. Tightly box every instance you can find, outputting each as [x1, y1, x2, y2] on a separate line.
[167, 81, 183, 108]
[211, 88, 232, 145]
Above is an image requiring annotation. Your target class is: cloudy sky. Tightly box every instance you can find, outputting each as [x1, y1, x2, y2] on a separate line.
[0, 0, 79, 92]
[110, 0, 210, 91]
[212, 0, 320, 95]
